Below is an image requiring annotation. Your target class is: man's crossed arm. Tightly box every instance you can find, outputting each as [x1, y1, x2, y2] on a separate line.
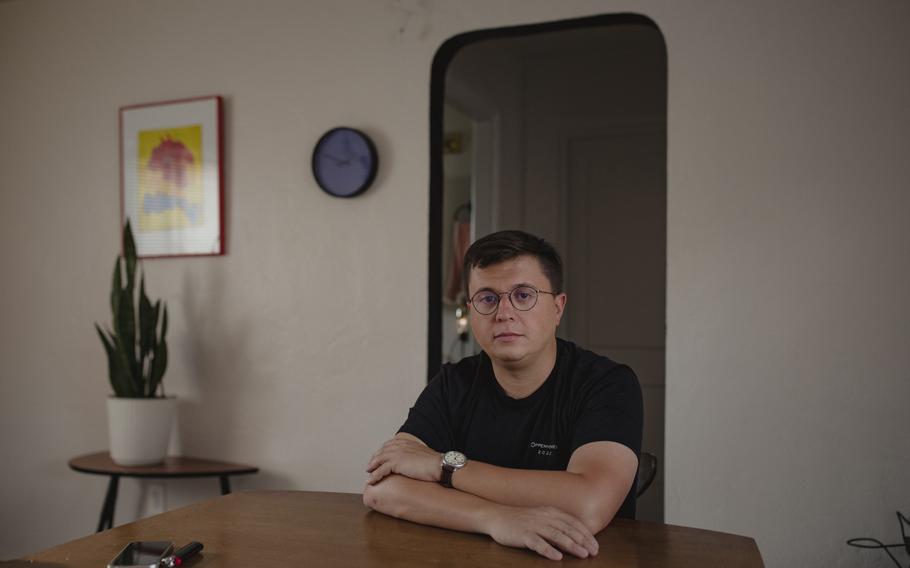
[362, 433, 638, 561]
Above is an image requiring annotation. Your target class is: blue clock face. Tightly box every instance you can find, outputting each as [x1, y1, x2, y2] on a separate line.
[312, 127, 378, 197]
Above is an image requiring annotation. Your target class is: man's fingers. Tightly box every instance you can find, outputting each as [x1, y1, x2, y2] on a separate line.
[368, 439, 422, 472]
[366, 438, 406, 470]
[366, 452, 385, 473]
[368, 462, 392, 484]
[382, 439, 410, 451]
[526, 535, 562, 561]
[561, 519, 598, 555]
[551, 510, 598, 554]
[366, 437, 442, 484]
[549, 519, 595, 556]
[540, 525, 589, 559]
[366, 444, 390, 471]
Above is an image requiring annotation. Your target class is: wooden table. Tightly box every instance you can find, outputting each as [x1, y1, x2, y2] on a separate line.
[68, 452, 258, 533]
[20, 490, 763, 567]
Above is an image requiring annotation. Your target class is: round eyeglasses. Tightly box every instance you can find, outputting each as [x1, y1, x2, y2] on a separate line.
[469, 285, 556, 315]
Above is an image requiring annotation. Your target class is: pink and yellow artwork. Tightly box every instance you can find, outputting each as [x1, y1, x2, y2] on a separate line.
[137, 124, 204, 230]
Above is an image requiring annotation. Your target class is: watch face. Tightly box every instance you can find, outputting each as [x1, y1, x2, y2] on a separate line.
[444, 451, 466, 467]
[312, 127, 378, 197]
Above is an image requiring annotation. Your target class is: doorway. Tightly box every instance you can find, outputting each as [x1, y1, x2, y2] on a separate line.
[428, 14, 667, 521]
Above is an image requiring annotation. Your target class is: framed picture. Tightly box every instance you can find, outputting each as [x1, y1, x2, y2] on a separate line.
[120, 95, 225, 258]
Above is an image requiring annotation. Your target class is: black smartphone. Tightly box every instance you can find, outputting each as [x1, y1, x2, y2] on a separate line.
[108, 541, 174, 568]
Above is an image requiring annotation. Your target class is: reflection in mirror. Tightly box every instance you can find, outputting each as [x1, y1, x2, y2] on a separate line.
[433, 15, 667, 522]
[441, 103, 475, 363]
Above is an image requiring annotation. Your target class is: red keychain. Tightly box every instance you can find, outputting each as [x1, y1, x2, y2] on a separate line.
[161, 542, 204, 567]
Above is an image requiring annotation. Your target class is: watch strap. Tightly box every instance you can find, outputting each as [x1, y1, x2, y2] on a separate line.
[440, 463, 455, 488]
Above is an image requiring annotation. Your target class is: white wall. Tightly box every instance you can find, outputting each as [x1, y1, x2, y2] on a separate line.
[664, 4, 910, 566]
[1, 2, 908, 567]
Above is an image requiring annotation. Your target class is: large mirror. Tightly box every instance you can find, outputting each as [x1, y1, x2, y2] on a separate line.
[428, 15, 668, 521]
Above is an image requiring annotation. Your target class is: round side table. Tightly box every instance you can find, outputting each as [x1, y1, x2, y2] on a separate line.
[69, 452, 259, 532]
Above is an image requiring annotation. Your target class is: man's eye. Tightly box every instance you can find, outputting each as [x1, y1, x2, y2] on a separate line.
[478, 294, 497, 304]
[515, 291, 531, 300]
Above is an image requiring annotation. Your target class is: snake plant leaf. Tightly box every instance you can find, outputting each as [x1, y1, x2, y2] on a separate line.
[115, 333, 141, 398]
[110, 258, 122, 322]
[148, 339, 168, 397]
[139, 274, 154, 364]
[100, 222, 168, 398]
[152, 301, 161, 363]
[160, 303, 168, 340]
[114, 333, 142, 397]
[115, 284, 139, 385]
[123, 220, 137, 292]
[147, 300, 161, 381]
[95, 324, 119, 394]
[149, 305, 168, 396]
[96, 324, 135, 397]
[152, 300, 161, 336]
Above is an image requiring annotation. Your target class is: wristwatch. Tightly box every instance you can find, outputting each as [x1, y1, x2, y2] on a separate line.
[440, 451, 467, 488]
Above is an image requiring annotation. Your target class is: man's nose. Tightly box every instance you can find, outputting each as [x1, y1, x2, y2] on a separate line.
[494, 294, 516, 320]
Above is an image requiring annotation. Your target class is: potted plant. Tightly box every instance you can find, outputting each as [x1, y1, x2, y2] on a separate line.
[95, 220, 173, 466]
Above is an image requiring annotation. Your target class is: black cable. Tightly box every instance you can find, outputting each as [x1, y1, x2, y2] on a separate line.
[846, 538, 905, 568]
[847, 511, 910, 568]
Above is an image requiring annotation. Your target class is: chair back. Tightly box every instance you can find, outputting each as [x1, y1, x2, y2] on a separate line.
[636, 451, 658, 498]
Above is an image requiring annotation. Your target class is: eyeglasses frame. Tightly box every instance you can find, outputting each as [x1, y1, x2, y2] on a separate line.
[468, 284, 558, 315]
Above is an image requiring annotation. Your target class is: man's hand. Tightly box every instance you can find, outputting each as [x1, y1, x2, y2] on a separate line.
[366, 436, 441, 485]
[483, 504, 600, 561]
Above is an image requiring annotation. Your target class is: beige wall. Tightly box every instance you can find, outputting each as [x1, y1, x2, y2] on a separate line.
[1, 1, 908, 567]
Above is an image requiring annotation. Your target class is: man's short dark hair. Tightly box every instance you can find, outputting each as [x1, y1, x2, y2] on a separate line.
[463, 230, 564, 296]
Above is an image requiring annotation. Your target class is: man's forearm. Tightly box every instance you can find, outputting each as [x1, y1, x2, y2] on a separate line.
[362, 473, 601, 561]
[366, 435, 636, 536]
[451, 461, 621, 533]
[363, 473, 499, 534]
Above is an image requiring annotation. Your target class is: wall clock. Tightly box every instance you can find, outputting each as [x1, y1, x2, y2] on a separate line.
[312, 127, 379, 197]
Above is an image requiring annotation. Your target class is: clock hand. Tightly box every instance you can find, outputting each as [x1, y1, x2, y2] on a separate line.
[322, 152, 348, 166]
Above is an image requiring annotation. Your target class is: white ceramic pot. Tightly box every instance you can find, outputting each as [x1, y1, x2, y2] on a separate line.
[107, 396, 177, 466]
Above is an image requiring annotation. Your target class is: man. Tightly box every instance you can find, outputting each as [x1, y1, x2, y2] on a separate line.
[363, 230, 642, 561]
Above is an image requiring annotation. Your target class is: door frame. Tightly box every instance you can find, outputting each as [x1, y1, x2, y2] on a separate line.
[427, 13, 664, 379]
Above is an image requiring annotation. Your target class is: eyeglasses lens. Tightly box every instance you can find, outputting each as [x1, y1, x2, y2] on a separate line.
[472, 292, 499, 314]
[510, 287, 538, 310]
[471, 287, 539, 314]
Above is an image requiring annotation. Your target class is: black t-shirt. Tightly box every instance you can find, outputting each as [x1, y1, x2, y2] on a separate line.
[399, 338, 643, 519]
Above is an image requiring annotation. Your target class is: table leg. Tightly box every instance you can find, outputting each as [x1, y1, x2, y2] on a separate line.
[97, 474, 120, 533]
[220, 475, 231, 495]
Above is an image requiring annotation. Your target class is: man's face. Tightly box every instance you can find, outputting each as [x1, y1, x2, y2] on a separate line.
[467, 255, 566, 368]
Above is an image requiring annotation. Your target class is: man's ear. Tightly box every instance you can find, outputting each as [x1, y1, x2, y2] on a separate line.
[554, 292, 567, 325]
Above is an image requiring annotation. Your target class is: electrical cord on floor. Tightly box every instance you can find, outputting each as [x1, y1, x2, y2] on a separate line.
[847, 512, 910, 568]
